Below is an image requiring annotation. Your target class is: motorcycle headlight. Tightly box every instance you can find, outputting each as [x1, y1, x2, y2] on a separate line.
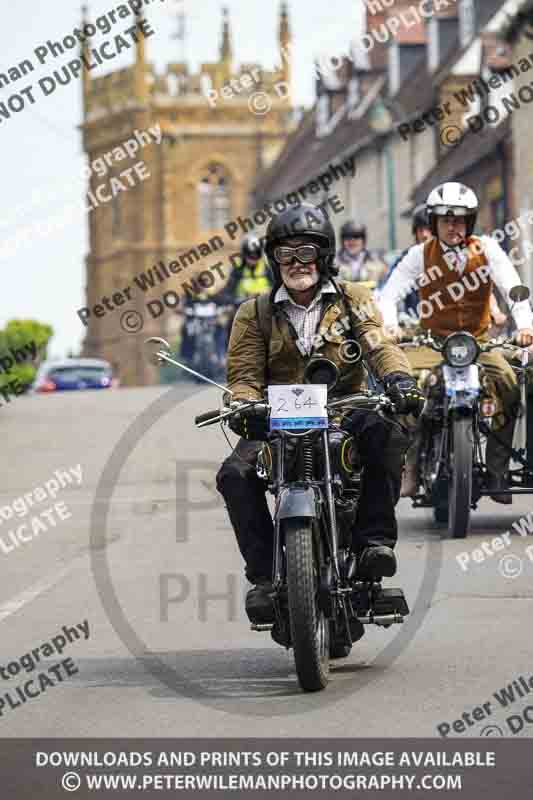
[443, 332, 479, 368]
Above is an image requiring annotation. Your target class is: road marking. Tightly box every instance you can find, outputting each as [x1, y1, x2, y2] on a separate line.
[0, 556, 85, 624]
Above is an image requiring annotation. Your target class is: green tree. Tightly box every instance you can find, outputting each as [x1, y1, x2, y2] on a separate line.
[0, 319, 54, 391]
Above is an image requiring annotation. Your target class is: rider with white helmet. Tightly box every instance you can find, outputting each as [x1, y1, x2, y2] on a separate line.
[379, 181, 533, 502]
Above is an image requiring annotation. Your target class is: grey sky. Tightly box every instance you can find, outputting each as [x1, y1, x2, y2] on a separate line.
[0, 0, 363, 358]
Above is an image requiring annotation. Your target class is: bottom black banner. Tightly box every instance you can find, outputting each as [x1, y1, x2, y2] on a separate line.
[1, 739, 529, 798]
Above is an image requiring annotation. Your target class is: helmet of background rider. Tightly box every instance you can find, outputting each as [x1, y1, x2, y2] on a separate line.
[265, 203, 338, 287]
[426, 182, 479, 239]
[240, 233, 263, 263]
[340, 220, 367, 244]
[411, 203, 430, 236]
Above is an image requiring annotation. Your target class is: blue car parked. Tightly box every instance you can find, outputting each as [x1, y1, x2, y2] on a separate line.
[32, 358, 116, 393]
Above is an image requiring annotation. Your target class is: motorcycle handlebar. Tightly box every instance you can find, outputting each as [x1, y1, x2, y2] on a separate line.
[194, 409, 222, 425]
[194, 401, 269, 428]
[195, 394, 396, 429]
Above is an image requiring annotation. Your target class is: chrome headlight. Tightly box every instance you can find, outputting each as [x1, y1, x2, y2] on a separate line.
[443, 332, 479, 368]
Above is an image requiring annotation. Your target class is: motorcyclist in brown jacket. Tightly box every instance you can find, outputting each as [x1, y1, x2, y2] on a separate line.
[216, 203, 424, 623]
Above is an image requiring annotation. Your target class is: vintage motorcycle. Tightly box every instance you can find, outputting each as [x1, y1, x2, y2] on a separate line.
[145, 338, 409, 693]
[400, 286, 533, 538]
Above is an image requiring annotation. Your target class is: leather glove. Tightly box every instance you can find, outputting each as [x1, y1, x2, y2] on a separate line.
[228, 407, 269, 441]
[384, 372, 425, 417]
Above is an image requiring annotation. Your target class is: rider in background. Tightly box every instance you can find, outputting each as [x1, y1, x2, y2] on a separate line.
[218, 234, 273, 358]
[379, 181, 533, 502]
[224, 234, 272, 302]
[337, 221, 388, 289]
[380, 204, 508, 330]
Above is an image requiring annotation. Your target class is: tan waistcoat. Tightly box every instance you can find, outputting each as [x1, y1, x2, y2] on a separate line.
[418, 237, 492, 337]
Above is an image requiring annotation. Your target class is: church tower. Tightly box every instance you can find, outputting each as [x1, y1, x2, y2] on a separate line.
[81, 3, 294, 386]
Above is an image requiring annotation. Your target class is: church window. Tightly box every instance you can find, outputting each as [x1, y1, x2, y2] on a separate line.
[198, 163, 231, 230]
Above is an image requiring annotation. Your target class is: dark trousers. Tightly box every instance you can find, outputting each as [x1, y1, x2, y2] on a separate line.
[216, 411, 408, 583]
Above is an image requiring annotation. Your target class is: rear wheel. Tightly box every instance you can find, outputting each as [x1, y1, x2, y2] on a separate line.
[285, 519, 329, 691]
[448, 416, 473, 539]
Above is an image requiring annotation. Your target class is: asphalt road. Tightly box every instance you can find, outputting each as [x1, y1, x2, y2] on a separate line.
[1, 384, 533, 739]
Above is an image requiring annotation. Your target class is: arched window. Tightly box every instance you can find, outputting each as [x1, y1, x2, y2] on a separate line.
[198, 163, 231, 231]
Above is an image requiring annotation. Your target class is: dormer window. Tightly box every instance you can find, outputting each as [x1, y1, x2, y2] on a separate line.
[459, 0, 476, 49]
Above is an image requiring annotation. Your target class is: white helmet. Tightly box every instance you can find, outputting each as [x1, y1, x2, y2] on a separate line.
[426, 182, 479, 238]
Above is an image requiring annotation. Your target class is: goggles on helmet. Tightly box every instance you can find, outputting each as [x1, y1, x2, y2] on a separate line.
[273, 244, 320, 265]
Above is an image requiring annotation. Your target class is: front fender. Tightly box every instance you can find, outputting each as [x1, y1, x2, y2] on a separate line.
[277, 487, 319, 520]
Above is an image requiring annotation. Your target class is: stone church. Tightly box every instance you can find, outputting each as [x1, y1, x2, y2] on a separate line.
[81, 3, 294, 385]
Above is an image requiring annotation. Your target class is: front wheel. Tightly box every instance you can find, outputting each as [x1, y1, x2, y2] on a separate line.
[284, 518, 329, 691]
[448, 416, 473, 539]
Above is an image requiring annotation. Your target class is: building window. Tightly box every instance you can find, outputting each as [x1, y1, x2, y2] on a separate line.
[459, 0, 476, 48]
[198, 163, 231, 231]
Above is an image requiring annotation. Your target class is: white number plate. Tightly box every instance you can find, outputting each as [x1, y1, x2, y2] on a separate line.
[443, 364, 479, 393]
[268, 384, 328, 430]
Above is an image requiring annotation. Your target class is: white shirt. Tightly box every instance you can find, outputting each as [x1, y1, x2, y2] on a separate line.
[379, 237, 532, 330]
[274, 280, 337, 355]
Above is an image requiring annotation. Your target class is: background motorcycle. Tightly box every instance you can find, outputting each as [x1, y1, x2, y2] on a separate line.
[400, 286, 532, 538]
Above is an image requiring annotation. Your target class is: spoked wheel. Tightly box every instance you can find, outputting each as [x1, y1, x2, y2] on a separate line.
[284, 518, 329, 691]
[448, 416, 473, 539]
